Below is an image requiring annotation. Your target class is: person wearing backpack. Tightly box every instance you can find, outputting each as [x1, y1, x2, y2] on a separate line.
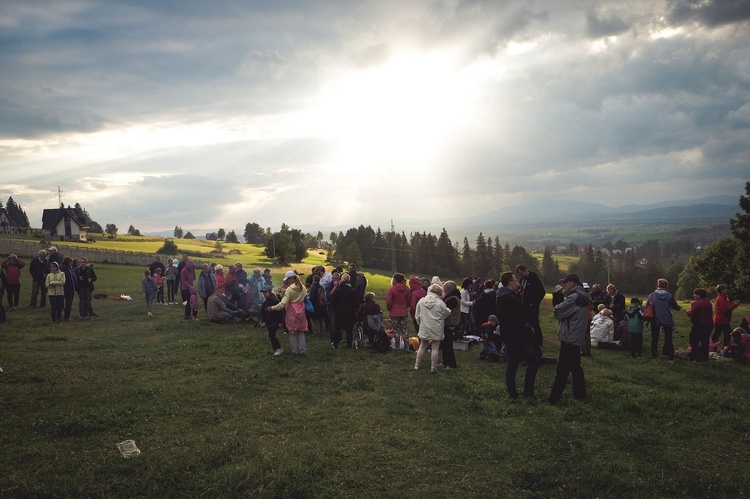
[644, 278, 681, 361]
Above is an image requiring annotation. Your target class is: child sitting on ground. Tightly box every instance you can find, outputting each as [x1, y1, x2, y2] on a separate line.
[723, 328, 747, 362]
[480, 314, 504, 350]
[591, 307, 617, 348]
[477, 337, 500, 362]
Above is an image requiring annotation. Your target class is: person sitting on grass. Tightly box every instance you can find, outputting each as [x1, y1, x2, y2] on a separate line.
[477, 337, 500, 362]
[207, 289, 241, 323]
[723, 328, 747, 362]
[356, 292, 382, 345]
[590, 307, 617, 349]
[481, 314, 503, 352]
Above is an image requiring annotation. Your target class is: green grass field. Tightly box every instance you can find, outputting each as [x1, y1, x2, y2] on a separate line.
[2, 261, 749, 497]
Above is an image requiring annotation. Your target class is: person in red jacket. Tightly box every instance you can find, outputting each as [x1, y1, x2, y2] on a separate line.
[386, 273, 411, 350]
[2, 254, 25, 310]
[409, 276, 426, 333]
[687, 288, 713, 361]
[712, 285, 740, 348]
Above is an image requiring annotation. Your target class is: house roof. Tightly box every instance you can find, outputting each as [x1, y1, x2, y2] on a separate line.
[0, 207, 20, 226]
[41, 208, 86, 231]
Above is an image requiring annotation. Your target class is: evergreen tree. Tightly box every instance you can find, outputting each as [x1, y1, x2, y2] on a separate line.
[435, 228, 458, 276]
[494, 236, 505, 273]
[372, 228, 388, 270]
[473, 233, 491, 277]
[289, 229, 308, 261]
[541, 247, 558, 284]
[243, 222, 266, 244]
[395, 231, 410, 272]
[72, 202, 101, 232]
[461, 237, 473, 277]
[174, 226, 183, 238]
[6, 197, 31, 227]
[346, 241, 363, 267]
[264, 232, 295, 265]
[225, 230, 239, 243]
[730, 181, 750, 247]
[217, 228, 226, 240]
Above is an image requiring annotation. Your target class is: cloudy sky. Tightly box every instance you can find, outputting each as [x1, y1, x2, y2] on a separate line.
[1, 0, 748, 235]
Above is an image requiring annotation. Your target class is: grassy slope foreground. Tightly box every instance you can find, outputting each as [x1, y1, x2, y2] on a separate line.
[1, 263, 749, 498]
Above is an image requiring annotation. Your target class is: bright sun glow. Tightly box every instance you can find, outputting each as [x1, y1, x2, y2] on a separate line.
[303, 49, 477, 177]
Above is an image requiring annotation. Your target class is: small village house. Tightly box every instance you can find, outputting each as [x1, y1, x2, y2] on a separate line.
[42, 207, 88, 242]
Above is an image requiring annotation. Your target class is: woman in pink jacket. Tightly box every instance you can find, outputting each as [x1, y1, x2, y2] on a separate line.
[386, 273, 411, 350]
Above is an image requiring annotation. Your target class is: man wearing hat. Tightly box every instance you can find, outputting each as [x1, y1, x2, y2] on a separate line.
[545, 274, 591, 405]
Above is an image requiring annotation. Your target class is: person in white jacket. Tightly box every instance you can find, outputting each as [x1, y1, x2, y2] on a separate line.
[590, 307, 616, 348]
[414, 283, 451, 373]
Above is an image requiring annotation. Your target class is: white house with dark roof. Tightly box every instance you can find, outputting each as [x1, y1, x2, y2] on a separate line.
[0, 208, 24, 235]
[41, 208, 88, 241]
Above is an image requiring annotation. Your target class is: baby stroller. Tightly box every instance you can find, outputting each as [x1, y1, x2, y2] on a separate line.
[355, 312, 389, 353]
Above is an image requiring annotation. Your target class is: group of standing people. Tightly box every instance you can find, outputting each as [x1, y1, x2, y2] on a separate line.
[0, 246, 97, 324]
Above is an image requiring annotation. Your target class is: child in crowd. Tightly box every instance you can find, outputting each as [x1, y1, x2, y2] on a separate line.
[141, 270, 157, 317]
[260, 288, 284, 356]
[154, 268, 165, 305]
[480, 314, 504, 352]
[590, 306, 616, 348]
[723, 328, 747, 362]
[189, 286, 199, 321]
[262, 268, 273, 291]
[477, 337, 500, 362]
[624, 298, 644, 358]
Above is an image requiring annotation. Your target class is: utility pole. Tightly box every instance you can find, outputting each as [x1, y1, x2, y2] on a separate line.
[390, 219, 397, 273]
[57, 186, 64, 207]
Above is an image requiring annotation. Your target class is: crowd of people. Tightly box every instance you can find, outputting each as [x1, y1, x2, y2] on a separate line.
[0, 246, 98, 325]
[4, 249, 748, 405]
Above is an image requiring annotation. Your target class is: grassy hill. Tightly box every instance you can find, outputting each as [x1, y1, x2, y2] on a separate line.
[1, 250, 749, 496]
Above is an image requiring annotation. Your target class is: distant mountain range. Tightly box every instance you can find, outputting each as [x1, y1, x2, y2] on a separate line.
[144, 195, 739, 239]
[450, 195, 739, 227]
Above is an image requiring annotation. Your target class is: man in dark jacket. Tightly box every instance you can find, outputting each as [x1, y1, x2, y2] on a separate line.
[29, 250, 48, 308]
[330, 273, 360, 348]
[149, 256, 166, 279]
[496, 271, 539, 401]
[516, 264, 546, 356]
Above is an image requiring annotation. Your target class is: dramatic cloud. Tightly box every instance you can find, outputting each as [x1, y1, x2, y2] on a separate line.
[0, 0, 747, 234]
